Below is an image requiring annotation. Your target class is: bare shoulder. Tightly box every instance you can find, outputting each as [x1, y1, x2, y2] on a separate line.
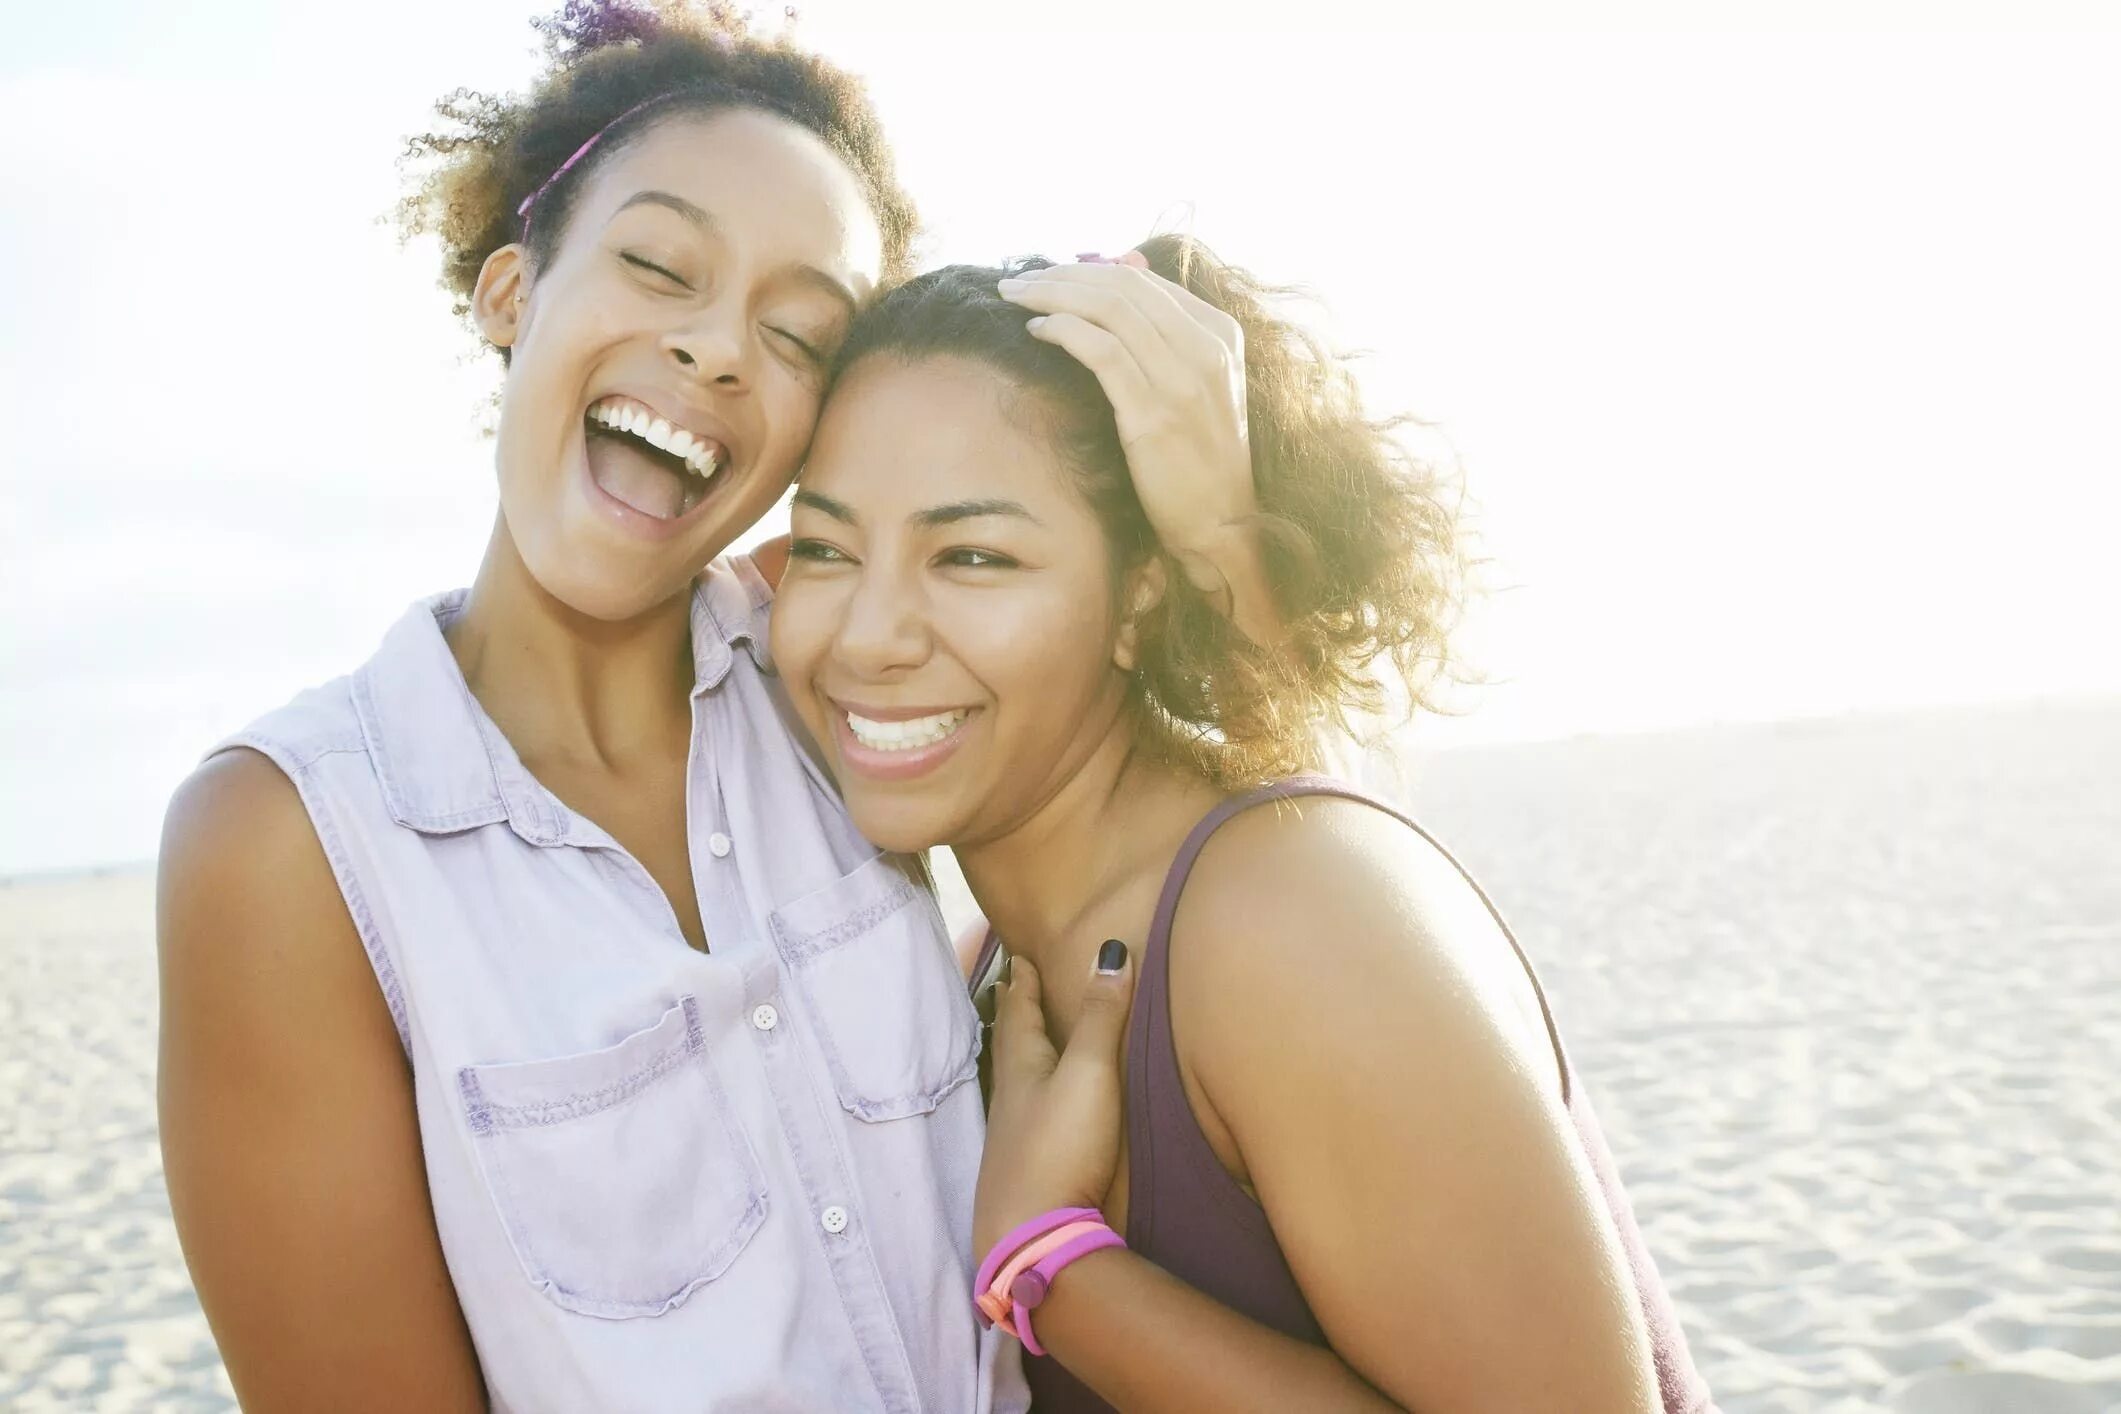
[157, 748, 375, 1025]
[164, 746, 317, 871]
[1170, 793, 1558, 1095]
[1176, 793, 1512, 994]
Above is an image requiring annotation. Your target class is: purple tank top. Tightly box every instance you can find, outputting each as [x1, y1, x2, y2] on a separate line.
[1015, 778, 1715, 1414]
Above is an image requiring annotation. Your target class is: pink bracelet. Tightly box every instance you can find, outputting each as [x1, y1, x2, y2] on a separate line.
[974, 1208, 1100, 1328]
[986, 1221, 1107, 1328]
[1008, 1223, 1126, 1356]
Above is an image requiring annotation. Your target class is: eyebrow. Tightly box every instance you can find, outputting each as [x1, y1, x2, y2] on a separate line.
[792, 489, 856, 523]
[790, 491, 1043, 529]
[614, 190, 860, 315]
[916, 498, 1041, 529]
[616, 189, 719, 231]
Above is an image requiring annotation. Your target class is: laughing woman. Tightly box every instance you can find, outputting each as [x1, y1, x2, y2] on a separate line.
[151, 7, 1272, 1412]
[771, 239, 1718, 1413]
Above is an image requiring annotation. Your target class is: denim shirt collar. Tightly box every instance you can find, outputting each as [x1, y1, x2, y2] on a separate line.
[352, 556, 774, 846]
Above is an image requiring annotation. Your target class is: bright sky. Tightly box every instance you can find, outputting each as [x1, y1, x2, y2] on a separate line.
[3, 1, 2118, 873]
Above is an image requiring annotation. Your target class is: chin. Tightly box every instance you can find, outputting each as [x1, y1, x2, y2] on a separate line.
[842, 793, 958, 856]
[531, 551, 696, 624]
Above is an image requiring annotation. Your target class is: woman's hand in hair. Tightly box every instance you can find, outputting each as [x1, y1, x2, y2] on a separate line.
[998, 257, 1282, 645]
[971, 946, 1136, 1259]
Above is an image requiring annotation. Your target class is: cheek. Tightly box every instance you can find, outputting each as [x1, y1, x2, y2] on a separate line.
[962, 576, 1121, 714]
[493, 376, 575, 504]
[757, 374, 826, 470]
[496, 303, 602, 470]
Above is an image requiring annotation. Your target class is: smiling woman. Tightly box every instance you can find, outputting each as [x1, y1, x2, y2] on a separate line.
[152, 5, 1011, 1412]
[771, 241, 1712, 1413]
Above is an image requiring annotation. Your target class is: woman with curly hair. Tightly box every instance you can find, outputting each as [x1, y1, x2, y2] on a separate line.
[153, 5, 1269, 1410]
[771, 238, 1717, 1413]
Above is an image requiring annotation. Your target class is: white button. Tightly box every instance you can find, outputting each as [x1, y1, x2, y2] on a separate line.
[707, 832, 732, 858]
[751, 1003, 779, 1032]
[820, 1205, 849, 1235]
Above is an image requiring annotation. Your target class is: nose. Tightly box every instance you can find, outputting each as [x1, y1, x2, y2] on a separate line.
[835, 562, 931, 680]
[663, 304, 748, 389]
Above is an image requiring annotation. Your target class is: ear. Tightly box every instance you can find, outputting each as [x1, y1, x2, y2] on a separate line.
[472, 244, 531, 350]
[1112, 558, 1169, 674]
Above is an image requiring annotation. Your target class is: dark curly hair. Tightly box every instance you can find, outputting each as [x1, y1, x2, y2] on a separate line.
[397, 1, 917, 352]
[830, 234, 1465, 788]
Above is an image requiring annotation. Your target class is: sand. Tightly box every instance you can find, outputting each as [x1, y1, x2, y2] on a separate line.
[0, 868, 234, 1411]
[1407, 699, 2121, 1413]
[3, 698, 2117, 1411]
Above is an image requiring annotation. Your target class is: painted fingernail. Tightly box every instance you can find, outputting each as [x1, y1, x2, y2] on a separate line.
[1095, 939, 1128, 975]
[1075, 251, 1107, 263]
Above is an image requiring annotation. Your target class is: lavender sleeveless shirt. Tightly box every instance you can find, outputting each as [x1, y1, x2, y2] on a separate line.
[1003, 778, 1714, 1414]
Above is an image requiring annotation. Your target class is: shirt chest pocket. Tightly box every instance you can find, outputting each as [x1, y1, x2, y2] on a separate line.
[769, 854, 980, 1122]
[455, 996, 768, 1320]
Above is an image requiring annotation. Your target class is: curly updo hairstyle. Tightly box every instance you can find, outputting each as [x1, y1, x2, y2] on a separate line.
[830, 235, 1465, 789]
[398, 1, 917, 353]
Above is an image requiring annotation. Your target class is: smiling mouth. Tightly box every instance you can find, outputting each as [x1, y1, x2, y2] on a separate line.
[844, 708, 971, 752]
[584, 395, 728, 521]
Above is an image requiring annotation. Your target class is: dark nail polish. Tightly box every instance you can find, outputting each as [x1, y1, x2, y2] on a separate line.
[1096, 939, 1128, 975]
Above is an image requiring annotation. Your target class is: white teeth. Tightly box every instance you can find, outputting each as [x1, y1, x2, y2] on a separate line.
[845, 709, 970, 752]
[587, 398, 723, 480]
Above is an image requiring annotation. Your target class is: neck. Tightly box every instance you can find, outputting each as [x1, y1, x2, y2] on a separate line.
[956, 721, 1220, 989]
[445, 516, 697, 770]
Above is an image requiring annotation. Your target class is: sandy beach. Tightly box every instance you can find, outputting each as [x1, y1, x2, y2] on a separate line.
[3, 698, 2117, 1412]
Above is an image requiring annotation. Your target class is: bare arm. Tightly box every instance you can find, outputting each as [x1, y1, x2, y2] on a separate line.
[983, 803, 1661, 1412]
[1023, 1245, 1399, 1411]
[158, 750, 487, 1411]
[997, 256, 1286, 648]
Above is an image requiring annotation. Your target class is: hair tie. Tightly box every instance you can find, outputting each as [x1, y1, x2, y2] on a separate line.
[515, 94, 671, 237]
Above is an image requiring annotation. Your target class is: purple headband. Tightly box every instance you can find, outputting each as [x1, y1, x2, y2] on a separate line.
[515, 94, 674, 240]
[513, 22, 746, 243]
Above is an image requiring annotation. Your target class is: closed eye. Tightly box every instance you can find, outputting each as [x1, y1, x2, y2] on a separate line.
[621, 252, 690, 288]
[767, 326, 824, 363]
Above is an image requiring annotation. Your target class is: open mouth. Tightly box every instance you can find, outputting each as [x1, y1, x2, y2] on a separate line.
[583, 395, 728, 521]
